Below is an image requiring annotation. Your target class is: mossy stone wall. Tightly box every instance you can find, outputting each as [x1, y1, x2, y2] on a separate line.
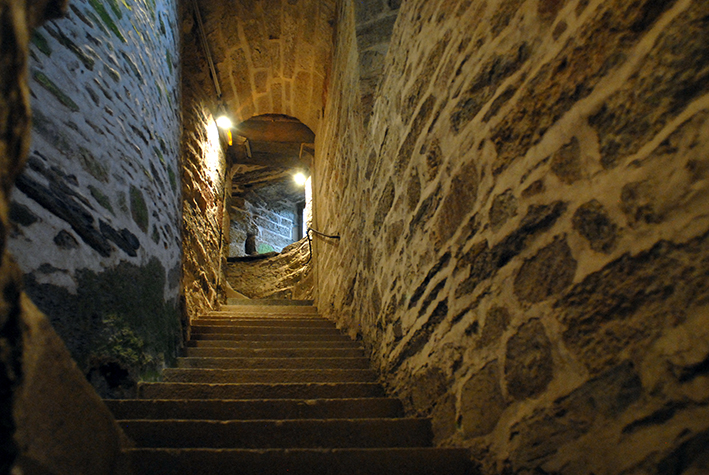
[8, 0, 182, 397]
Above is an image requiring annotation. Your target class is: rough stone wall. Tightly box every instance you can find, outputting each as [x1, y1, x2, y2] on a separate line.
[314, 0, 709, 473]
[1, 0, 130, 472]
[354, 0, 400, 121]
[8, 0, 182, 397]
[226, 237, 313, 299]
[181, 0, 229, 322]
[229, 189, 298, 257]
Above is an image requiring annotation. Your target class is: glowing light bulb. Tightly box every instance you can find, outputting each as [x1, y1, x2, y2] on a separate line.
[294, 172, 307, 186]
[216, 115, 232, 129]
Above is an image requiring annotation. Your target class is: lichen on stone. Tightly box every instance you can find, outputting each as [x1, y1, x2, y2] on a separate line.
[129, 185, 149, 232]
[32, 71, 79, 112]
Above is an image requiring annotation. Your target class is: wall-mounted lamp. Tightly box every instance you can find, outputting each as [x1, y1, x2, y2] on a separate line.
[294, 172, 308, 186]
[215, 103, 233, 145]
[216, 114, 232, 130]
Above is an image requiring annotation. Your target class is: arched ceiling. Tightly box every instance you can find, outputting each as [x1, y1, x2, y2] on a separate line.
[197, 0, 336, 135]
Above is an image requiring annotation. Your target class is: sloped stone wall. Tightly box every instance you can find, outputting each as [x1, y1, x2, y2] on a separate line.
[8, 0, 182, 397]
[226, 237, 313, 300]
[314, 0, 709, 472]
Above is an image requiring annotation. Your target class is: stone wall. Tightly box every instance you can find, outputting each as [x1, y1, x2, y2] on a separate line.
[226, 237, 313, 300]
[1, 0, 130, 472]
[196, 0, 336, 133]
[314, 0, 709, 473]
[8, 0, 182, 397]
[181, 0, 229, 323]
[229, 187, 299, 257]
[354, 0, 400, 121]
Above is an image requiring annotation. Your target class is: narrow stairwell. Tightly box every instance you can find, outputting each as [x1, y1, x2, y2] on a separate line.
[105, 300, 472, 474]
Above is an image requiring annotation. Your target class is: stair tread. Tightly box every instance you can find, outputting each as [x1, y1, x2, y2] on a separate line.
[119, 418, 433, 449]
[185, 340, 362, 349]
[190, 333, 353, 341]
[104, 398, 403, 420]
[119, 305, 470, 473]
[125, 447, 473, 475]
[138, 382, 386, 399]
[177, 356, 371, 369]
[183, 348, 365, 358]
[162, 368, 378, 384]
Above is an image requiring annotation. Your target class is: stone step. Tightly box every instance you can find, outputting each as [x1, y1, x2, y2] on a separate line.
[176, 357, 371, 370]
[192, 318, 335, 327]
[138, 382, 385, 400]
[183, 347, 365, 358]
[189, 332, 353, 342]
[105, 398, 403, 420]
[126, 447, 473, 475]
[208, 305, 318, 316]
[190, 325, 342, 335]
[162, 368, 378, 384]
[225, 299, 315, 306]
[119, 418, 433, 449]
[185, 339, 362, 349]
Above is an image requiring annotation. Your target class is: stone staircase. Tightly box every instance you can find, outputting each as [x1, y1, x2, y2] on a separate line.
[104, 301, 471, 474]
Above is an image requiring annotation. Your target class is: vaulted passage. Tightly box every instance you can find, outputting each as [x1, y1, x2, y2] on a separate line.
[2, 0, 709, 474]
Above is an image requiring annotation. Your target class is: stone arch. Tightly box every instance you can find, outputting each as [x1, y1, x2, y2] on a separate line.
[197, 0, 336, 133]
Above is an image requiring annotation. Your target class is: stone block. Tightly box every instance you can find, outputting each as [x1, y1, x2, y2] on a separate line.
[550, 136, 582, 184]
[572, 199, 618, 253]
[460, 361, 507, 438]
[505, 319, 554, 400]
[489, 189, 517, 232]
[513, 236, 577, 304]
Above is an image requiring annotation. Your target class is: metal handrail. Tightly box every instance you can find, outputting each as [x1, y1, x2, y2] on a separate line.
[306, 227, 340, 264]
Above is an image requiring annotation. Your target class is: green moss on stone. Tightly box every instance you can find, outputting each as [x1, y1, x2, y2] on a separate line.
[166, 51, 173, 74]
[117, 191, 129, 215]
[104, 65, 121, 83]
[32, 71, 79, 112]
[87, 0, 126, 42]
[24, 257, 182, 395]
[96, 314, 151, 368]
[84, 10, 110, 35]
[151, 225, 160, 244]
[167, 166, 176, 193]
[31, 31, 52, 56]
[78, 147, 109, 182]
[129, 185, 149, 232]
[106, 0, 122, 18]
[120, 51, 143, 83]
[153, 146, 165, 166]
[146, 0, 156, 20]
[89, 185, 114, 214]
[45, 27, 95, 70]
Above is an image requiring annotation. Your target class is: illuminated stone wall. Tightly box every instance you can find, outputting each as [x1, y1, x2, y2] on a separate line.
[314, 0, 709, 472]
[181, 0, 229, 325]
